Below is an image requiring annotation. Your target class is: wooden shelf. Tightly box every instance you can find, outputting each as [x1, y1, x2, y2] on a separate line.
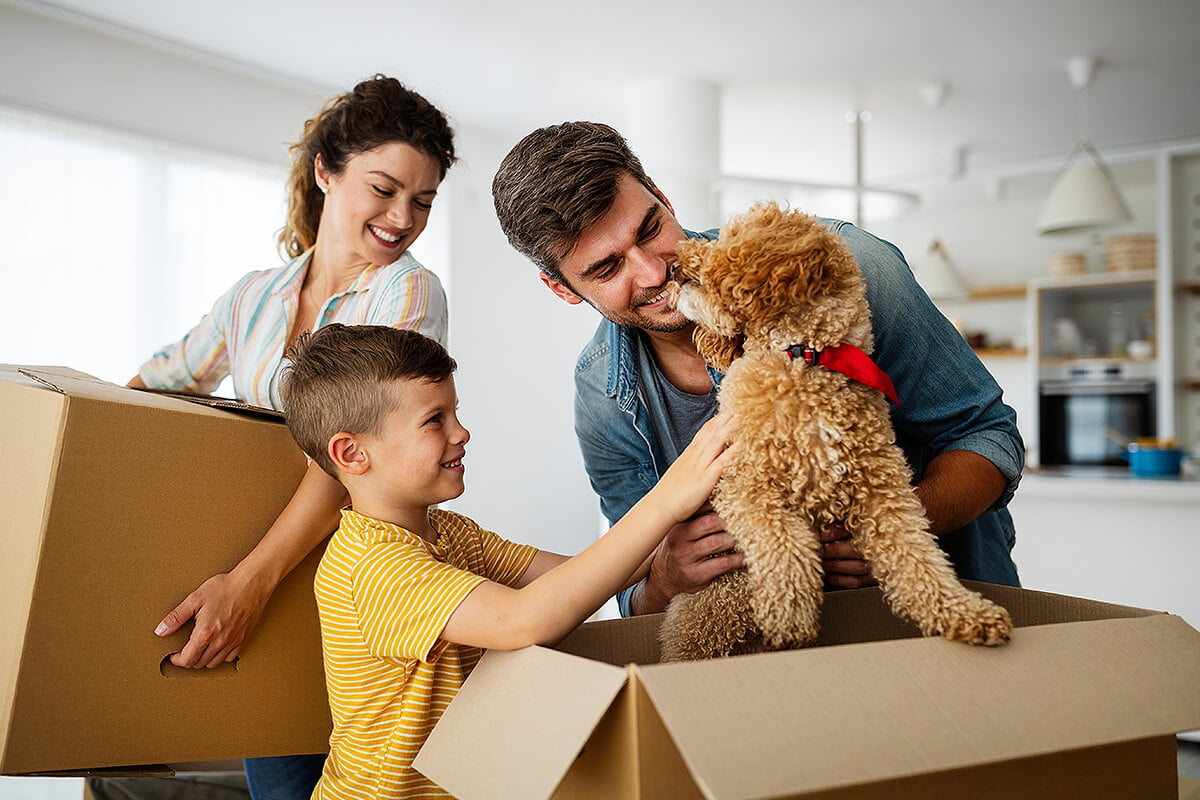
[1185, 379, 1200, 391]
[967, 284, 1027, 301]
[1181, 281, 1200, 295]
[1031, 269, 1157, 294]
[1039, 356, 1156, 367]
[973, 347, 1028, 359]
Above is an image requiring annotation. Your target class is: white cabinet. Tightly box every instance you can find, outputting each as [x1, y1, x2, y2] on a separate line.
[1169, 151, 1200, 455]
[1010, 472, 1200, 629]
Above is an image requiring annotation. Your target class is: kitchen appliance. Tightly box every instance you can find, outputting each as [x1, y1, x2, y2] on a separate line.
[1038, 360, 1156, 467]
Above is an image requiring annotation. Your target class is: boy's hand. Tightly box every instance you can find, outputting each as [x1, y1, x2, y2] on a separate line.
[654, 411, 736, 524]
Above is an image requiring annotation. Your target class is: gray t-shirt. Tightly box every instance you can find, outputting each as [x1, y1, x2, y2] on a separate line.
[635, 332, 718, 463]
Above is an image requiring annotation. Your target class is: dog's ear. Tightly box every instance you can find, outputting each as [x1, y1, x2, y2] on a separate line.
[674, 236, 708, 285]
[719, 204, 858, 326]
[694, 326, 744, 372]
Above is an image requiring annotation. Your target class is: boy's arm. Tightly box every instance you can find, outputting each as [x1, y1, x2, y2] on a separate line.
[516, 548, 654, 592]
[513, 550, 567, 588]
[441, 412, 734, 650]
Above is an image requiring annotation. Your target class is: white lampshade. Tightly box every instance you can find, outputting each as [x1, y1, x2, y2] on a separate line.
[915, 239, 968, 301]
[1037, 140, 1132, 235]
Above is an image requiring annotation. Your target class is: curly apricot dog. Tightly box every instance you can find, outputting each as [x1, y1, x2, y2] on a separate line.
[661, 202, 1012, 661]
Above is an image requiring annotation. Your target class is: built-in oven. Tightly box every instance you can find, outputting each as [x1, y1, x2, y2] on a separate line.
[1038, 361, 1156, 467]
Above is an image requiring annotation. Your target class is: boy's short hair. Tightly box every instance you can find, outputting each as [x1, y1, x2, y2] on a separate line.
[491, 121, 657, 286]
[279, 324, 456, 476]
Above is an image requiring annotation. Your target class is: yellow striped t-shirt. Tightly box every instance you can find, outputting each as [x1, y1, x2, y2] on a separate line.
[312, 507, 537, 800]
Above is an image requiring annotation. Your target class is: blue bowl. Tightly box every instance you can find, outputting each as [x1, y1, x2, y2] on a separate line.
[1127, 446, 1183, 478]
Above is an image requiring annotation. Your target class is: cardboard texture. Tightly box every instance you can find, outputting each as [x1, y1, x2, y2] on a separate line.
[0, 366, 330, 775]
[415, 582, 1200, 800]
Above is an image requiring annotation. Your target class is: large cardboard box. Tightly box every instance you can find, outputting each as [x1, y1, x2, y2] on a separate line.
[416, 582, 1200, 799]
[0, 366, 331, 775]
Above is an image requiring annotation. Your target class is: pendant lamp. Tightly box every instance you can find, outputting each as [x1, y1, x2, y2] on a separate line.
[919, 238, 968, 301]
[1037, 57, 1132, 235]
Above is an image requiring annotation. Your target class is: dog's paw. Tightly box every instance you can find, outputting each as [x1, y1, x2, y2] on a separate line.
[940, 600, 1013, 647]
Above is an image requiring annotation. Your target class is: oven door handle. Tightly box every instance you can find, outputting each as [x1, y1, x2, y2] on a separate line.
[1040, 381, 1155, 396]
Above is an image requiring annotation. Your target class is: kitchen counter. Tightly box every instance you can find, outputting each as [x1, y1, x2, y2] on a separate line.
[1008, 467, 1200, 632]
[1019, 466, 1200, 503]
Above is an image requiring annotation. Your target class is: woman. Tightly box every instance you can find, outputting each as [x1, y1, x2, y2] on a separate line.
[127, 74, 456, 800]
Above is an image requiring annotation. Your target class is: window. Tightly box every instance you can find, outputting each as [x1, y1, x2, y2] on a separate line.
[0, 105, 286, 389]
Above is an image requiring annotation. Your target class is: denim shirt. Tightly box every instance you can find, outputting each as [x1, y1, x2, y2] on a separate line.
[571, 221, 1024, 617]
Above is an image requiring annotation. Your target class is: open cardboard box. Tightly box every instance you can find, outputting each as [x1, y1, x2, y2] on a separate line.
[416, 582, 1200, 799]
[0, 366, 331, 775]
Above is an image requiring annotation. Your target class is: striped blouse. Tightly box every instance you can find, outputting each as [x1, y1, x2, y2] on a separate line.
[312, 508, 537, 800]
[137, 250, 448, 410]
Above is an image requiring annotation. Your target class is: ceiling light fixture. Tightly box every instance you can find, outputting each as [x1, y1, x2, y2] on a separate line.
[1037, 57, 1132, 235]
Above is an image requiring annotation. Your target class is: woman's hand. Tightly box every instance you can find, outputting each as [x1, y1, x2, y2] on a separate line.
[154, 567, 271, 668]
[154, 463, 345, 667]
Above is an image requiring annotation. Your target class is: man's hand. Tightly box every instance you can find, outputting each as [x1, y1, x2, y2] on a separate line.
[820, 525, 876, 589]
[631, 504, 744, 614]
[154, 570, 271, 668]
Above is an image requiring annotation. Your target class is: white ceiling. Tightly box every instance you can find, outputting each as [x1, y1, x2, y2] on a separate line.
[19, 0, 1200, 184]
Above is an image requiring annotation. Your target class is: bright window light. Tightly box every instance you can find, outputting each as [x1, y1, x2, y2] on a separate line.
[0, 105, 286, 389]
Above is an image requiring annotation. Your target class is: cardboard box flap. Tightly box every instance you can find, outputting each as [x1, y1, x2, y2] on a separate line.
[7, 366, 120, 397]
[634, 613, 1200, 800]
[2, 366, 238, 419]
[0, 364, 105, 391]
[133, 388, 284, 421]
[414, 645, 628, 799]
[965, 581, 1161, 625]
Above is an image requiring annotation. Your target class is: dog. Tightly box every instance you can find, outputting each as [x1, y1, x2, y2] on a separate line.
[660, 202, 1012, 661]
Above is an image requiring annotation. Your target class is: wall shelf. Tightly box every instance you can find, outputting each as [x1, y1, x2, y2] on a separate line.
[974, 347, 1028, 359]
[1032, 269, 1157, 292]
[967, 284, 1027, 301]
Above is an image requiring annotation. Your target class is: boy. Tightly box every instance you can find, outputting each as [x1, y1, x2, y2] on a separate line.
[278, 324, 733, 799]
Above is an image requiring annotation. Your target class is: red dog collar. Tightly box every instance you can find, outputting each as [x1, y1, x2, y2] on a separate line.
[785, 343, 900, 406]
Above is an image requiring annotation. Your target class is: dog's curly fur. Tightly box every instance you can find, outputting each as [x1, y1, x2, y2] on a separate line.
[660, 202, 1012, 661]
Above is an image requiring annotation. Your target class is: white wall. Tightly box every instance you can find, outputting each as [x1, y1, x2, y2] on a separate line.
[437, 127, 604, 556]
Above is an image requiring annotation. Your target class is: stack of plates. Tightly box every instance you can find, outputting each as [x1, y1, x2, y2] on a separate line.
[1051, 252, 1087, 277]
[1106, 234, 1156, 272]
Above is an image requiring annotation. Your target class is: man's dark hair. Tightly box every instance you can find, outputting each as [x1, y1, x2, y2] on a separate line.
[492, 121, 656, 284]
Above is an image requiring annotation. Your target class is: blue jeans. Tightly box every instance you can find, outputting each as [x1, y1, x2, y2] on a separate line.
[243, 754, 326, 800]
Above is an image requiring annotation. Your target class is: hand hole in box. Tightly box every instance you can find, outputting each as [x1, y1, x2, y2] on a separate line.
[159, 654, 239, 678]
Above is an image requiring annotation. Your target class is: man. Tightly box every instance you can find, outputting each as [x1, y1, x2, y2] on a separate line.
[492, 121, 1022, 617]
